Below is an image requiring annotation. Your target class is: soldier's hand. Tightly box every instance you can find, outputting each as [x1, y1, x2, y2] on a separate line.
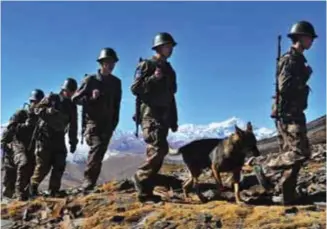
[92, 89, 100, 100]
[47, 107, 57, 115]
[25, 118, 33, 126]
[154, 68, 163, 79]
[171, 124, 178, 132]
[70, 144, 77, 154]
[305, 64, 313, 76]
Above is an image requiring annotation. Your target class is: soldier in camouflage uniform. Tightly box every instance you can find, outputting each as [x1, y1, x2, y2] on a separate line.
[72, 48, 122, 191]
[30, 78, 78, 197]
[130, 32, 179, 202]
[1, 89, 44, 200]
[267, 21, 318, 205]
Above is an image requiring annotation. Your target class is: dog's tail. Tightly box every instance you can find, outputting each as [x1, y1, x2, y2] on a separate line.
[168, 147, 181, 156]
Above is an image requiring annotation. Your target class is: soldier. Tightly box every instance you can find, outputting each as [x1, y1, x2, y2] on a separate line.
[1, 89, 45, 200]
[72, 48, 122, 191]
[130, 32, 179, 202]
[29, 78, 78, 197]
[267, 21, 318, 205]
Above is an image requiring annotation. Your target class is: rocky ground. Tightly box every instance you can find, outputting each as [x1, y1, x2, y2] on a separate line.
[1, 142, 326, 229]
[1, 116, 326, 229]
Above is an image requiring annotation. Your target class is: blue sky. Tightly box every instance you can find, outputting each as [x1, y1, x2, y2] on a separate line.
[1, 1, 326, 131]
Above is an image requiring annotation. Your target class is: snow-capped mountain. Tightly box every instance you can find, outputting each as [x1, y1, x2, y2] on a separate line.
[0, 117, 277, 164]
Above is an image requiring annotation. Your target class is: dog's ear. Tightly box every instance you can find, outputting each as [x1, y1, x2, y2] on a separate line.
[246, 122, 253, 132]
[235, 125, 244, 137]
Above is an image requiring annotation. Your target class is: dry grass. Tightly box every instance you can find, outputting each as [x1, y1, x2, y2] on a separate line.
[1, 183, 325, 229]
[304, 161, 324, 172]
[160, 163, 184, 173]
[72, 192, 326, 229]
[1, 159, 325, 229]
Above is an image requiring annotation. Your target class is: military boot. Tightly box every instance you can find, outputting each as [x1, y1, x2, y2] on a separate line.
[2, 186, 15, 199]
[132, 174, 161, 203]
[253, 165, 274, 192]
[49, 190, 59, 197]
[80, 180, 96, 194]
[16, 194, 28, 201]
[29, 184, 38, 198]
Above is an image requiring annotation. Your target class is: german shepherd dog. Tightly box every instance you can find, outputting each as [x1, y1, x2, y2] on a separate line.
[169, 122, 260, 204]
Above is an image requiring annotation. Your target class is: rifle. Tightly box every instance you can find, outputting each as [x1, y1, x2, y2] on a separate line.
[81, 103, 86, 145]
[273, 35, 283, 153]
[74, 74, 92, 145]
[133, 57, 143, 138]
[27, 119, 40, 152]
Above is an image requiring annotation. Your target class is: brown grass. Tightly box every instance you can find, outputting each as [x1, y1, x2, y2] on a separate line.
[1, 184, 325, 229]
[1, 159, 325, 229]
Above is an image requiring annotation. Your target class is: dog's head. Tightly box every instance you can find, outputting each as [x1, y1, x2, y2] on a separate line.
[234, 122, 260, 157]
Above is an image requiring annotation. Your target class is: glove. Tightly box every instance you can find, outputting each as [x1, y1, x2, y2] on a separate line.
[70, 144, 77, 154]
[171, 124, 178, 133]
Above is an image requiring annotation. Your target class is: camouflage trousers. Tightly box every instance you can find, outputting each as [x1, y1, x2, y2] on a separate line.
[276, 120, 287, 153]
[267, 116, 310, 204]
[135, 119, 169, 194]
[268, 117, 310, 169]
[12, 143, 35, 199]
[2, 143, 35, 199]
[2, 152, 16, 198]
[30, 138, 67, 192]
[83, 124, 112, 189]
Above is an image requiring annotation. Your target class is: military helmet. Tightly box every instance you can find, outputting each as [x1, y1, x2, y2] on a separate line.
[29, 89, 45, 102]
[61, 78, 78, 92]
[152, 32, 177, 50]
[97, 47, 119, 63]
[287, 21, 318, 39]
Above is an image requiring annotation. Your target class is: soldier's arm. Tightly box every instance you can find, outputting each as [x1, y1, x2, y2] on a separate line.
[112, 79, 122, 131]
[169, 72, 178, 127]
[72, 76, 99, 105]
[9, 110, 31, 133]
[169, 96, 178, 129]
[278, 56, 297, 96]
[171, 67, 177, 94]
[68, 103, 78, 147]
[130, 61, 162, 96]
[72, 80, 89, 105]
[1, 127, 13, 151]
[1, 110, 25, 148]
[32, 96, 57, 118]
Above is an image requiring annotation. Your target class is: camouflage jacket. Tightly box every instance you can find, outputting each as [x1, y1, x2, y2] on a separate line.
[0, 108, 36, 151]
[34, 92, 78, 147]
[130, 56, 178, 129]
[72, 70, 122, 132]
[277, 47, 312, 118]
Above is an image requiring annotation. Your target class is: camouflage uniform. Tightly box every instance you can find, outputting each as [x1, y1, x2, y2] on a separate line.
[1, 108, 38, 200]
[1, 127, 17, 198]
[268, 48, 312, 168]
[131, 56, 178, 198]
[72, 71, 122, 190]
[267, 21, 317, 204]
[30, 92, 78, 195]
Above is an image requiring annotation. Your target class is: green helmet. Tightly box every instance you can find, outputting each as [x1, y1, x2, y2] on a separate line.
[61, 78, 78, 92]
[152, 32, 177, 50]
[287, 21, 318, 39]
[97, 48, 119, 63]
[29, 89, 45, 102]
